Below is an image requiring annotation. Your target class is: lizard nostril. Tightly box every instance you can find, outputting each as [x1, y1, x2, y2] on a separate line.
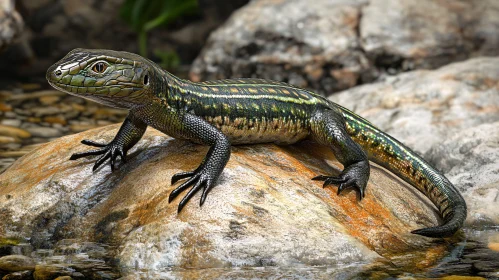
[55, 70, 62, 77]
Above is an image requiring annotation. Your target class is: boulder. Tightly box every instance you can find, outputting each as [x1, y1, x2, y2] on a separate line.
[426, 122, 499, 227]
[0, 0, 23, 51]
[360, 0, 499, 70]
[0, 124, 453, 278]
[330, 57, 499, 226]
[0, 255, 35, 272]
[191, 0, 370, 93]
[191, 0, 499, 95]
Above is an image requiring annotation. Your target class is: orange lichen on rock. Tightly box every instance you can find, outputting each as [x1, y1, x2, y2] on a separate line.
[0, 124, 450, 273]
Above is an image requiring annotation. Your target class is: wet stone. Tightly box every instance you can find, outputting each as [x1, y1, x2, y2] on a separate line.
[0, 255, 35, 272]
[1, 270, 32, 280]
[33, 264, 75, 280]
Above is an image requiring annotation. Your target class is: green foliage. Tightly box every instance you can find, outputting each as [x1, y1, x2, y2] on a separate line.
[120, 0, 199, 58]
[154, 49, 181, 70]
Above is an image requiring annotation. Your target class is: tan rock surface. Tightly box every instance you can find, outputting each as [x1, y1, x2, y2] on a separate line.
[0, 124, 453, 277]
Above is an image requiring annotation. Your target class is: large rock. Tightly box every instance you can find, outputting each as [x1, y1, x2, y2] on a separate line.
[0, 0, 23, 51]
[426, 122, 499, 227]
[191, 0, 499, 95]
[360, 0, 499, 70]
[330, 57, 499, 226]
[0, 124, 453, 278]
[191, 0, 370, 93]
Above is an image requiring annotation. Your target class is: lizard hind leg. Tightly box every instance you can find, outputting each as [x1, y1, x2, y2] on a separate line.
[310, 108, 370, 200]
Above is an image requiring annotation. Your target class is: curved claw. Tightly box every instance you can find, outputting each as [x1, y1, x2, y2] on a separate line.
[178, 180, 207, 213]
[118, 150, 127, 163]
[169, 169, 217, 213]
[169, 175, 199, 202]
[171, 171, 196, 185]
[72, 139, 128, 172]
[70, 149, 105, 160]
[81, 139, 107, 147]
[93, 152, 111, 171]
[200, 179, 213, 206]
[312, 173, 366, 200]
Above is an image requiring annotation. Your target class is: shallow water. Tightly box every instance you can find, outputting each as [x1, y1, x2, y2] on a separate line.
[1, 227, 498, 279]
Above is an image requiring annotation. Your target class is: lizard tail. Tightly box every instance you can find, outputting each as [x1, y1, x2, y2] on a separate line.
[336, 105, 467, 238]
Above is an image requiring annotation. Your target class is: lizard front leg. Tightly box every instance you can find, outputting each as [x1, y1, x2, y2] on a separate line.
[70, 113, 147, 171]
[310, 108, 370, 199]
[167, 114, 231, 213]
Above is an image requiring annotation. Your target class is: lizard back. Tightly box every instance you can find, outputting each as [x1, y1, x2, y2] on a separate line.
[167, 78, 331, 144]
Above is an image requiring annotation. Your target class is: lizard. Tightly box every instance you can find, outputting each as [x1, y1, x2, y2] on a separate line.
[46, 49, 467, 238]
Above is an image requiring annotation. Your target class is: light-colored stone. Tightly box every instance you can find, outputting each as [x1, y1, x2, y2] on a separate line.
[330, 57, 499, 226]
[25, 126, 61, 138]
[425, 122, 499, 226]
[0, 125, 31, 139]
[330, 57, 499, 155]
[191, 0, 370, 94]
[0, 136, 18, 144]
[191, 0, 499, 95]
[0, 124, 451, 277]
[0, 0, 23, 51]
[0, 119, 22, 127]
[39, 95, 60, 105]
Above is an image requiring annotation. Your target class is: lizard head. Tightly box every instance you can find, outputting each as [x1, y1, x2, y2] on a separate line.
[47, 48, 158, 109]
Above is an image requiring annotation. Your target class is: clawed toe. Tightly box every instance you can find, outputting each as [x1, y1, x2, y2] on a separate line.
[70, 139, 127, 172]
[312, 174, 366, 200]
[169, 169, 216, 213]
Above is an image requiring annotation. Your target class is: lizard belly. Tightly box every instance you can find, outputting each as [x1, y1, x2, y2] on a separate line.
[203, 115, 310, 144]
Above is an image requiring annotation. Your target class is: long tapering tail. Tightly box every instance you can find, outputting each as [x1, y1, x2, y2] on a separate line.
[336, 105, 467, 237]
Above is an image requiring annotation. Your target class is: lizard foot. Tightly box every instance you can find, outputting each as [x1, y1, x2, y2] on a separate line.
[169, 166, 216, 213]
[312, 161, 370, 200]
[69, 139, 126, 171]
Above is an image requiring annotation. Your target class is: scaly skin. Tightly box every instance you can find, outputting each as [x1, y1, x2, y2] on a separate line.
[46, 49, 467, 238]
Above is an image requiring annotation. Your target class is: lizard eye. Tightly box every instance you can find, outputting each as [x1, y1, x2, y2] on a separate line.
[92, 62, 108, 73]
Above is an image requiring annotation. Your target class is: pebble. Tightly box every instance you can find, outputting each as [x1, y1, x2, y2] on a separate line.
[8, 90, 64, 101]
[70, 103, 85, 112]
[1, 143, 22, 150]
[1, 270, 33, 280]
[33, 264, 73, 280]
[1, 119, 22, 127]
[0, 136, 19, 144]
[25, 126, 62, 138]
[489, 242, 499, 251]
[0, 151, 29, 158]
[0, 86, 126, 173]
[70, 123, 100, 132]
[30, 106, 60, 117]
[54, 276, 73, 280]
[26, 117, 42, 123]
[39, 95, 61, 105]
[0, 125, 31, 138]
[0, 102, 12, 112]
[43, 116, 67, 125]
[0, 255, 35, 272]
